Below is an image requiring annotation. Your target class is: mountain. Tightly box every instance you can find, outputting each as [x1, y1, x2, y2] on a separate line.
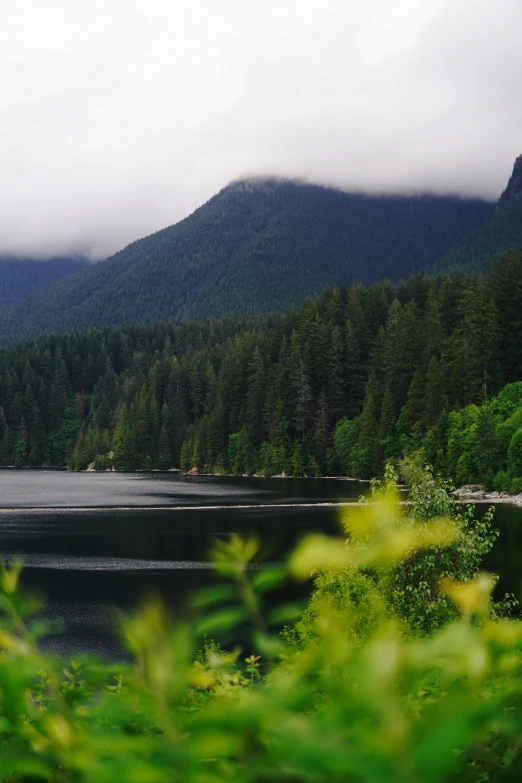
[436, 155, 522, 275]
[0, 256, 88, 309]
[0, 179, 493, 345]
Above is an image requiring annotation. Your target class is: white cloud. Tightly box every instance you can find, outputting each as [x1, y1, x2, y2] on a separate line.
[0, 0, 520, 260]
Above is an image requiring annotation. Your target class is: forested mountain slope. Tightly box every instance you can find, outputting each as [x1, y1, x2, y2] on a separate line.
[1, 253, 522, 487]
[0, 179, 493, 345]
[436, 155, 522, 275]
[0, 256, 88, 309]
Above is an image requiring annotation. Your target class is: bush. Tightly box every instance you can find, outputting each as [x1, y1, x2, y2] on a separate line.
[510, 476, 522, 494]
[494, 469, 512, 492]
[486, 380, 522, 422]
[446, 405, 481, 484]
[507, 426, 522, 479]
[398, 448, 426, 485]
[0, 480, 520, 782]
[293, 465, 511, 641]
[498, 406, 522, 449]
[93, 454, 112, 471]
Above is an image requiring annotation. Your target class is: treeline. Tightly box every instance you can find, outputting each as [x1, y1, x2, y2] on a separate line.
[1, 251, 522, 484]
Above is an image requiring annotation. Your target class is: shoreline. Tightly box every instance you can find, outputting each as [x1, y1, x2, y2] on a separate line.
[0, 466, 369, 481]
[191, 471, 371, 482]
[3, 468, 522, 507]
[454, 485, 522, 507]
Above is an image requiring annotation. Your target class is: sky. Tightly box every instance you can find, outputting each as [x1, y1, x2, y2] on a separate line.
[0, 0, 521, 261]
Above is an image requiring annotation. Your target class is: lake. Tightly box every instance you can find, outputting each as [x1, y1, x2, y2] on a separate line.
[0, 471, 365, 656]
[0, 470, 520, 657]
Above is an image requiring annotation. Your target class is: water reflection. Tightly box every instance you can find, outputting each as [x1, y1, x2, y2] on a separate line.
[483, 503, 522, 605]
[1, 471, 521, 657]
[0, 473, 361, 656]
[0, 470, 365, 508]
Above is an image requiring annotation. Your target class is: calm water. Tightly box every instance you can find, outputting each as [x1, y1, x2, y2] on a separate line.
[482, 502, 522, 605]
[0, 471, 520, 657]
[0, 469, 363, 508]
[0, 471, 364, 656]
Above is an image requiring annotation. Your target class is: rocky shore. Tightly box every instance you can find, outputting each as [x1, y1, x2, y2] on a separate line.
[454, 485, 522, 506]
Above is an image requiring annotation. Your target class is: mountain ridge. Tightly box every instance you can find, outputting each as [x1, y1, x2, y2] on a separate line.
[436, 154, 522, 275]
[0, 178, 494, 345]
[499, 154, 522, 204]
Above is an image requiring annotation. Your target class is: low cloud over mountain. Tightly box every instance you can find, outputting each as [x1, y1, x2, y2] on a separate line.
[0, 0, 520, 260]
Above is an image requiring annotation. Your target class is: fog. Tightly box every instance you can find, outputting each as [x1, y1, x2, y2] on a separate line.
[0, 0, 520, 260]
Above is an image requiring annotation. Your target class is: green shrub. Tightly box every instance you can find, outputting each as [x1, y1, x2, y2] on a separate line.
[498, 406, 522, 449]
[507, 426, 522, 478]
[294, 465, 510, 641]
[446, 405, 481, 484]
[510, 476, 522, 494]
[398, 448, 426, 486]
[0, 478, 520, 782]
[494, 469, 512, 492]
[485, 381, 522, 422]
[93, 454, 112, 471]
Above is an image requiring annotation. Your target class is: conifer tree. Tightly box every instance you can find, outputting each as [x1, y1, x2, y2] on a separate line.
[180, 435, 194, 473]
[489, 251, 522, 384]
[378, 381, 397, 460]
[352, 372, 383, 478]
[396, 369, 426, 445]
[344, 319, 363, 416]
[156, 426, 171, 470]
[473, 407, 502, 486]
[113, 404, 134, 471]
[289, 333, 313, 442]
[424, 356, 446, 429]
[0, 425, 12, 465]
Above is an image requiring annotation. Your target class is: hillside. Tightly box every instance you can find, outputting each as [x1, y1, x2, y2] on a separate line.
[0, 256, 88, 309]
[436, 155, 522, 275]
[0, 179, 493, 345]
[1, 252, 521, 480]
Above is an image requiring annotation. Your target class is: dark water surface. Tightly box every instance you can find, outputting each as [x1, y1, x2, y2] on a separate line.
[483, 502, 522, 605]
[0, 471, 520, 657]
[0, 471, 364, 656]
[0, 469, 363, 509]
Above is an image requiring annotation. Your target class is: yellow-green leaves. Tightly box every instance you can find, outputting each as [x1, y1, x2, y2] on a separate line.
[291, 499, 459, 580]
[0, 482, 521, 783]
[441, 572, 494, 618]
[210, 535, 259, 578]
[290, 534, 351, 579]
[0, 561, 22, 594]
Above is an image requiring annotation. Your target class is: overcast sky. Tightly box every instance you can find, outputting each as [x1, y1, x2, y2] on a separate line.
[0, 0, 521, 261]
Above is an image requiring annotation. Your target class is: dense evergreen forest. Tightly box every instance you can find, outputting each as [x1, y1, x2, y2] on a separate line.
[0, 256, 87, 308]
[1, 250, 522, 491]
[0, 179, 492, 345]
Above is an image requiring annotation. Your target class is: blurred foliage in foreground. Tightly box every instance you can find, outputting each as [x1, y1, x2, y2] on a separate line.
[1, 467, 522, 782]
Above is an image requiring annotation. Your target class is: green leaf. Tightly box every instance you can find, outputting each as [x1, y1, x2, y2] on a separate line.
[190, 584, 238, 608]
[253, 631, 284, 659]
[195, 606, 246, 636]
[268, 603, 304, 626]
[290, 534, 351, 579]
[251, 566, 286, 593]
